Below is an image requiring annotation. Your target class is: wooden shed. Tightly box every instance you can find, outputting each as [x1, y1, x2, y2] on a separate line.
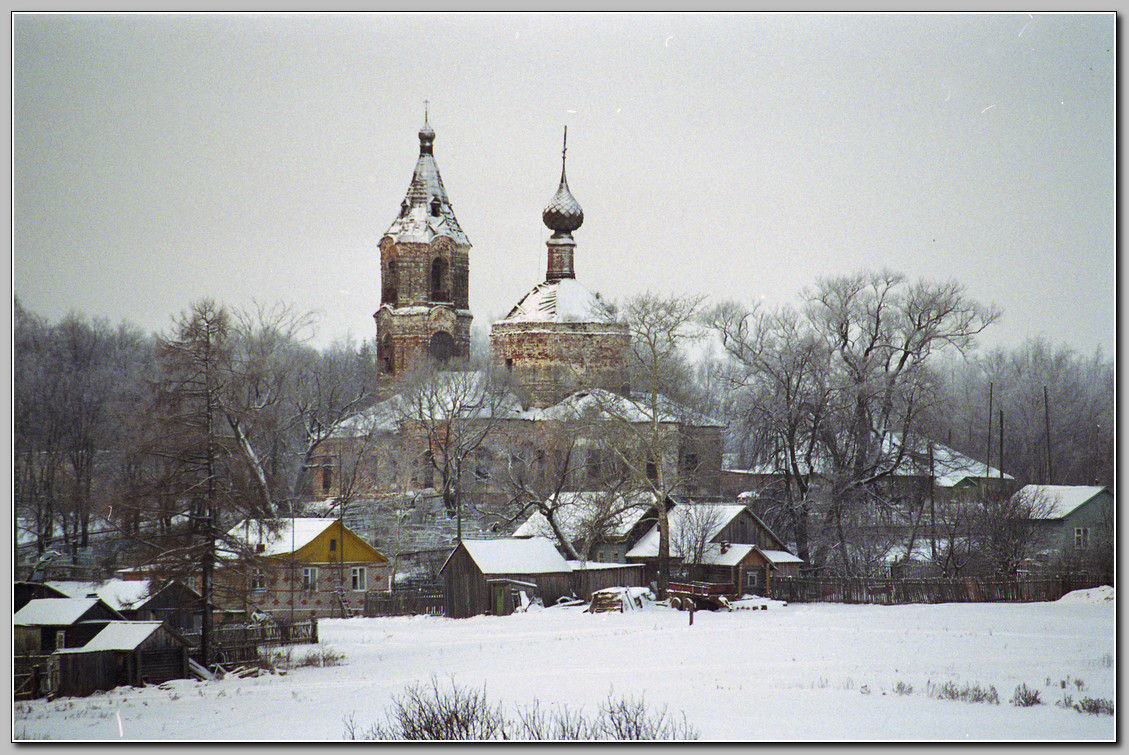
[52, 621, 191, 697]
[14, 598, 125, 655]
[441, 538, 574, 618]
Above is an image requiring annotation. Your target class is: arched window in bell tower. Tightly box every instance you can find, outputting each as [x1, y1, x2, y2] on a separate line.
[380, 334, 396, 375]
[383, 260, 399, 305]
[429, 331, 455, 363]
[431, 257, 448, 302]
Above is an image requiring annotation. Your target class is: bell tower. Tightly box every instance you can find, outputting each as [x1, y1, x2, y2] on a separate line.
[375, 108, 472, 378]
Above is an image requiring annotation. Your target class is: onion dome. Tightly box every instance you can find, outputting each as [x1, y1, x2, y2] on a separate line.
[542, 126, 584, 236]
[418, 113, 436, 154]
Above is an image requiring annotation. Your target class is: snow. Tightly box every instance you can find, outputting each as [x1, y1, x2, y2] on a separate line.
[14, 598, 115, 626]
[46, 580, 153, 611]
[455, 537, 572, 574]
[57, 622, 165, 653]
[698, 543, 755, 566]
[626, 504, 750, 560]
[512, 491, 654, 543]
[1057, 585, 1114, 604]
[1014, 485, 1109, 520]
[534, 388, 725, 427]
[758, 549, 804, 565]
[13, 590, 1114, 741]
[502, 278, 615, 323]
[225, 518, 340, 557]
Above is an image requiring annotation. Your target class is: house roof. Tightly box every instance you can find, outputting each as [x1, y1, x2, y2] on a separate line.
[225, 518, 342, 557]
[56, 621, 167, 653]
[1014, 485, 1110, 519]
[14, 598, 120, 626]
[533, 388, 725, 428]
[627, 503, 749, 560]
[512, 491, 655, 544]
[758, 549, 804, 565]
[448, 537, 572, 575]
[726, 434, 1011, 487]
[46, 580, 153, 611]
[698, 543, 756, 566]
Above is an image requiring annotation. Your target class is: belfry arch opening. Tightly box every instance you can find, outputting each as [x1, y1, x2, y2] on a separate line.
[429, 331, 455, 363]
[431, 257, 448, 302]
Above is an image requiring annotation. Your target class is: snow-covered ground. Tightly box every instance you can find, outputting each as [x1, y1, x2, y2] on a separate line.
[14, 589, 1115, 741]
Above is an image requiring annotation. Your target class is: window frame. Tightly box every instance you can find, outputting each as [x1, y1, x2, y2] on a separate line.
[301, 566, 318, 592]
[351, 566, 366, 592]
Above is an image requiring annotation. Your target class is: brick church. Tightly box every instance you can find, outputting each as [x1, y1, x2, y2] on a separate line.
[312, 114, 724, 573]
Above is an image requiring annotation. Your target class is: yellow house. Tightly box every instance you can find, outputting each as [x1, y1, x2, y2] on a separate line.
[222, 518, 389, 620]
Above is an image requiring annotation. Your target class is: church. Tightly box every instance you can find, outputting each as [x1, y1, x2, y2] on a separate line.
[311, 114, 725, 576]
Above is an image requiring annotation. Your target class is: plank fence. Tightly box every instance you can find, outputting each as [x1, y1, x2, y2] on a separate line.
[772, 574, 1112, 605]
[183, 619, 319, 665]
[364, 586, 446, 617]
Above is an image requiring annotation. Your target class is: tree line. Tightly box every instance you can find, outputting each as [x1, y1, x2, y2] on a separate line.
[13, 269, 1114, 584]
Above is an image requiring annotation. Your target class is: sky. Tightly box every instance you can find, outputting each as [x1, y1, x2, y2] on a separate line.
[12, 13, 1116, 356]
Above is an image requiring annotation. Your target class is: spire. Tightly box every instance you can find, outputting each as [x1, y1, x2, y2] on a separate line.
[542, 126, 584, 238]
[418, 101, 435, 155]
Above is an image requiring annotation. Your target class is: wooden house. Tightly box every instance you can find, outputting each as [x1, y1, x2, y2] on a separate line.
[14, 598, 125, 655]
[14, 581, 68, 613]
[441, 538, 575, 618]
[512, 491, 661, 563]
[53, 621, 191, 697]
[222, 518, 389, 620]
[45, 578, 204, 635]
[1017, 485, 1114, 563]
[626, 502, 802, 599]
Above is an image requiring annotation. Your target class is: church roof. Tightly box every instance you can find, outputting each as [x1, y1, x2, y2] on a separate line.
[383, 113, 469, 247]
[501, 278, 616, 324]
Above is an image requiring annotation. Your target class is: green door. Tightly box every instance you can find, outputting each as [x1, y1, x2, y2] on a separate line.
[494, 584, 505, 616]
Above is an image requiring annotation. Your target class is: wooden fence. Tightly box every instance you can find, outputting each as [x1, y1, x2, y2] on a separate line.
[182, 619, 319, 665]
[14, 655, 52, 700]
[364, 587, 446, 617]
[772, 574, 1112, 605]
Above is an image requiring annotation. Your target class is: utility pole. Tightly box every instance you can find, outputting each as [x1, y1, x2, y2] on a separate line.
[985, 382, 994, 478]
[1043, 386, 1054, 484]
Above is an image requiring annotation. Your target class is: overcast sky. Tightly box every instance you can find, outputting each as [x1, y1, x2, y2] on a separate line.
[13, 13, 1116, 357]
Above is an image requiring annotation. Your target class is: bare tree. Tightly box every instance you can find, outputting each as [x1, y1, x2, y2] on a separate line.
[972, 485, 1057, 575]
[670, 502, 726, 580]
[395, 358, 515, 541]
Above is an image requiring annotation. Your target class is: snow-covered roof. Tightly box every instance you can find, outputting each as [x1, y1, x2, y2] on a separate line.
[759, 549, 804, 565]
[566, 560, 641, 571]
[726, 435, 1010, 486]
[14, 598, 119, 626]
[627, 503, 749, 560]
[501, 278, 616, 324]
[699, 543, 756, 566]
[46, 580, 153, 611]
[226, 518, 342, 557]
[56, 622, 167, 653]
[512, 492, 655, 544]
[382, 120, 468, 246]
[532, 388, 725, 428]
[453, 537, 572, 575]
[1014, 485, 1110, 520]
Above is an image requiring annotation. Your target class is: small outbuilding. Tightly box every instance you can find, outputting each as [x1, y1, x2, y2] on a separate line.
[52, 621, 192, 697]
[441, 538, 574, 618]
[14, 598, 125, 655]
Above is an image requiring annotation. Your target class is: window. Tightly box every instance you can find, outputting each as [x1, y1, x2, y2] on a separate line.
[55, 630, 66, 650]
[1075, 527, 1090, 550]
[329, 538, 337, 552]
[302, 566, 318, 592]
[646, 460, 658, 482]
[381, 334, 396, 375]
[322, 463, 333, 492]
[251, 568, 265, 591]
[430, 257, 448, 301]
[429, 331, 454, 362]
[681, 452, 699, 473]
[351, 567, 366, 591]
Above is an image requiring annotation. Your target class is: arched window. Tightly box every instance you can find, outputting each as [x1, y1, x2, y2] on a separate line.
[430, 257, 448, 302]
[429, 331, 455, 363]
[383, 260, 398, 304]
[430, 196, 442, 217]
[380, 334, 395, 375]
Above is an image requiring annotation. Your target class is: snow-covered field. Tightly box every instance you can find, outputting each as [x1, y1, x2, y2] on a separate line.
[14, 588, 1115, 741]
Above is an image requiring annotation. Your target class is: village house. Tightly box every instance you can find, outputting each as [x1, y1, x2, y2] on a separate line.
[440, 537, 645, 618]
[1014, 485, 1114, 569]
[625, 502, 802, 599]
[220, 518, 388, 620]
[46, 578, 203, 635]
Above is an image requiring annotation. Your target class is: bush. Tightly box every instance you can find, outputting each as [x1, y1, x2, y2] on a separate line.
[928, 681, 999, 705]
[1074, 697, 1114, 716]
[893, 681, 913, 696]
[344, 677, 699, 741]
[1011, 684, 1041, 707]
